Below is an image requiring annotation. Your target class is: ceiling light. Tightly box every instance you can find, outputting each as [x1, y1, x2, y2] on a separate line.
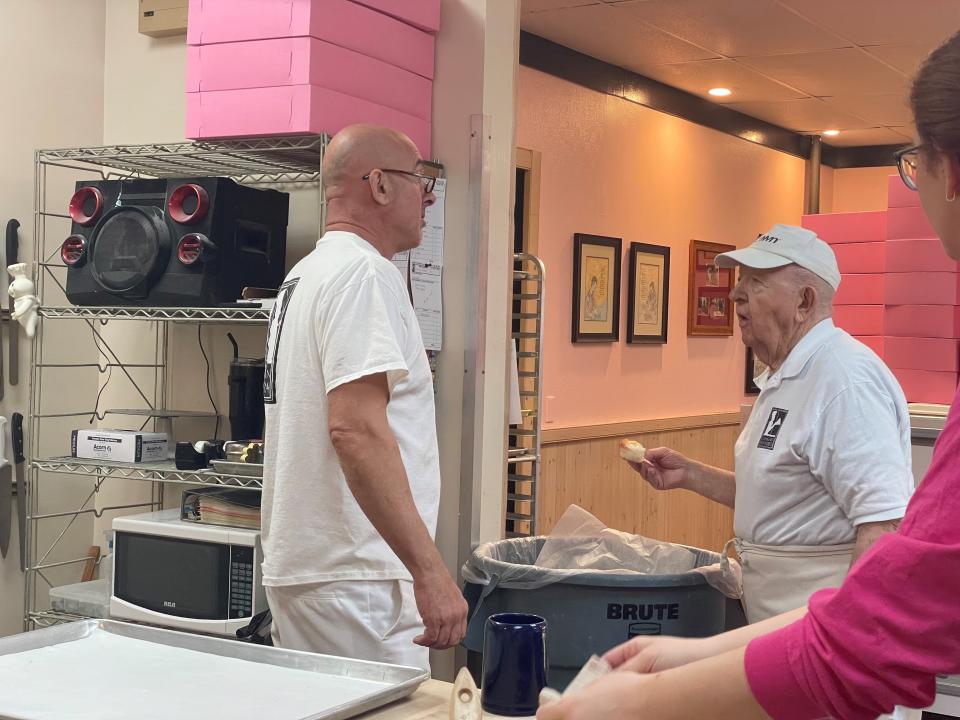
[708, 87, 732, 97]
[822, 129, 840, 137]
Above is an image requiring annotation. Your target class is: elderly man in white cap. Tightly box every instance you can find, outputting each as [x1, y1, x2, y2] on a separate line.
[630, 224, 913, 623]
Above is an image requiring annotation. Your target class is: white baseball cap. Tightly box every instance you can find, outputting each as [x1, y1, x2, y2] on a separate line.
[714, 224, 841, 290]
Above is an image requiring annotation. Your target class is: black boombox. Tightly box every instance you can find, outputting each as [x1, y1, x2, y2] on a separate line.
[62, 177, 289, 307]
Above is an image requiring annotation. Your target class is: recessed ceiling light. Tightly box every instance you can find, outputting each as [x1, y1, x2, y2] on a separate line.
[708, 87, 732, 97]
[822, 129, 841, 137]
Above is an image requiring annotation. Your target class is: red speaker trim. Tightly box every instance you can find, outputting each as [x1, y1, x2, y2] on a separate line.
[177, 233, 206, 265]
[68, 187, 103, 226]
[61, 235, 87, 266]
[168, 184, 210, 225]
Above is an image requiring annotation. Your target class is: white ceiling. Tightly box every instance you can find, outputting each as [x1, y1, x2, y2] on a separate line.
[521, 0, 960, 146]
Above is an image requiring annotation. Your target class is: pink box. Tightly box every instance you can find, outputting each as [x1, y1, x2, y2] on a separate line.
[885, 238, 959, 273]
[892, 368, 959, 404]
[832, 242, 886, 274]
[350, 0, 440, 33]
[187, 0, 436, 79]
[885, 336, 959, 372]
[834, 305, 884, 336]
[187, 38, 432, 121]
[854, 335, 884, 357]
[802, 211, 887, 245]
[885, 272, 960, 305]
[186, 85, 431, 155]
[888, 173, 920, 208]
[887, 205, 938, 240]
[835, 273, 884, 305]
[885, 305, 960, 339]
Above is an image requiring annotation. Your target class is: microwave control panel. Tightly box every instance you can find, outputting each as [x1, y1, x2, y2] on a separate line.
[229, 545, 255, 620]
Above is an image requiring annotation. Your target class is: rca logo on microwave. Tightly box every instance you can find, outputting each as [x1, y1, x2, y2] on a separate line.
[163, 601, 176, 608]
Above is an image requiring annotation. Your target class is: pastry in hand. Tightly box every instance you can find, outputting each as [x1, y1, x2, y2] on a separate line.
[619, 438, 647, 464]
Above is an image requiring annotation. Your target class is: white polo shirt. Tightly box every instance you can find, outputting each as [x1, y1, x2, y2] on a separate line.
[734, 319, 912, 546]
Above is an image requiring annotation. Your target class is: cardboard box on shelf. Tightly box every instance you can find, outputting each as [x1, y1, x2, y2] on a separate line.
[187, 0, 436, 80]
[140, 0, 187, 37]
[885, 272, 960, 306]
[885, 305, 960, 339]
[802, 210, 886, 245]
[71, 430, 168, 464]
[187, 37, 431, 121]
[885, 336, 960, 372]
[835, 273, 884, 305]
[833, 305, 884, 336]
[832, 242, 886, 274]
[186, 85, 431, 155]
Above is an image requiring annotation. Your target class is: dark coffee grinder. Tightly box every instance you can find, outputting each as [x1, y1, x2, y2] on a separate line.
[227, 333, 265, 441]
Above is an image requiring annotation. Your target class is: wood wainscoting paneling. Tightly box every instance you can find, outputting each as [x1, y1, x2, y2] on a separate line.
[538, 413, 741, 553]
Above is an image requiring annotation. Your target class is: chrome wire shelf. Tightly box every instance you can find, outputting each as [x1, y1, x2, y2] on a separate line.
[36, 135, 326, 185]
[40, 306, 270, 323]
[33, 457, 264, 490]
[28, 610, 91, 628]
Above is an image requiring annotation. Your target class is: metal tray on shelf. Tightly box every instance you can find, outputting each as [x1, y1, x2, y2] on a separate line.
[0, 620, 428, 720]
[209, 459, 264, 478]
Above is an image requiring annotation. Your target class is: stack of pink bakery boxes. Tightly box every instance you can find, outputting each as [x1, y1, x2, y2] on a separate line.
[803, 177, 960, 404]
[185, 0, 439, 156]
[802, 208, 887, 359]
[883, 175, 960, 404]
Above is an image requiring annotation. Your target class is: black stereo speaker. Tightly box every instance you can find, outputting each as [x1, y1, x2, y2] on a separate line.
[62, 177, 289, 307]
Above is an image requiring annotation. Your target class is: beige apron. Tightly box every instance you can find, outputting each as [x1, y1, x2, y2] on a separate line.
[734, 538, 854, 624]
[733, 538, 923, 720]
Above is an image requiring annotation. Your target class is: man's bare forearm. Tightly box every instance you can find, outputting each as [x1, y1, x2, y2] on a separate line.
[686, 461, 737, 508]
[852, 518, 900, 563]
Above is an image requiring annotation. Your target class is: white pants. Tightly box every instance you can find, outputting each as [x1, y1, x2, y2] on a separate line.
[265, 579, 429, 671]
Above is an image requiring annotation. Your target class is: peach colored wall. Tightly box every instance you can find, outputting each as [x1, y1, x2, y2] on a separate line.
[819, 165, 835, 214]
[831, 166, 896, 213]
[516, 67, 806, 429]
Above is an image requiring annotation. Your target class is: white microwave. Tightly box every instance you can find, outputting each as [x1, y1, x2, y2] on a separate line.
[110, 509, 266, 637]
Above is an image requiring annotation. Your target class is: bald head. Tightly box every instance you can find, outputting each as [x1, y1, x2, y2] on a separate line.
[322, 124, 420, 196]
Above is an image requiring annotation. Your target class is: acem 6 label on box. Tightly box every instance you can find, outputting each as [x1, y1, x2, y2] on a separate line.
[71, 430, 169, 463]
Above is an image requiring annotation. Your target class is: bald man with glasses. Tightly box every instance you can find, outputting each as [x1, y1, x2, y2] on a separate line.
[260, 124, 466, 670]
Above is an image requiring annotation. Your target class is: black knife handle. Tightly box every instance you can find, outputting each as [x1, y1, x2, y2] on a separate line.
[11, 413, 23, 465]
[5, 219, 18, 267]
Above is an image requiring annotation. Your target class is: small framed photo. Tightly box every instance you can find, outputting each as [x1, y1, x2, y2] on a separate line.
[687, 239, 735, 336]
[745, 346, 768, 395]
[627, 243, 670, 344]
[572, 233, 621, 343]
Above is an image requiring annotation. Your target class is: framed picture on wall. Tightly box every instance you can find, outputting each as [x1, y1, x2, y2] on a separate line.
[572, 233, 621, 342]
[627, 243, 670, 344]
[687, 239, 735, 336]
[744, 346, 768, 395]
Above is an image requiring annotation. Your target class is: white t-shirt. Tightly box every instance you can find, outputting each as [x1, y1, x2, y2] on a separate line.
[260, 231, 440, 587]
[734, 319, 912, 546]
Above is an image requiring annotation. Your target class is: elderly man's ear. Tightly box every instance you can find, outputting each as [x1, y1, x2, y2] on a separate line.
[797, 286, 817, 317]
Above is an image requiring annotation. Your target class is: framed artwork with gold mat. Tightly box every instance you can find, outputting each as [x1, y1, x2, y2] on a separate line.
[627, 242, 669, 344]
[572, 233, 621, 343]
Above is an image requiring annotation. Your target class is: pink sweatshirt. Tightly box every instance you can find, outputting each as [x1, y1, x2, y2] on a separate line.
[745, 385, 960, 720]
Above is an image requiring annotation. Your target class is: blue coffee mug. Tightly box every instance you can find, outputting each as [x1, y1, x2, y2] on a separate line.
[481, 613, 548, 716]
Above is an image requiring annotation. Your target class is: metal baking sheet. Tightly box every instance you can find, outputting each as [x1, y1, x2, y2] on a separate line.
[209, 459, 264, 477]
[0, 620, 428, 720]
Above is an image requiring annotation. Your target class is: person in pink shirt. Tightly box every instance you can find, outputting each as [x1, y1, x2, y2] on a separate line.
[538, 29, 960, 720]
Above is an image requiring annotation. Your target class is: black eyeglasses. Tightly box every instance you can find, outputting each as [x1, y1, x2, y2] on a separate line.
[361, 169, 437, 194]
[894, 143, 922, 191]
